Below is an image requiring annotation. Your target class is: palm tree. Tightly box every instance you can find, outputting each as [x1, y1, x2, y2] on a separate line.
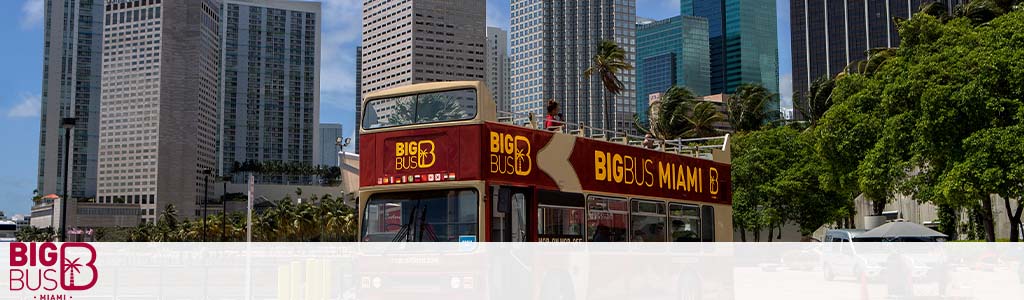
[727, 83, 777, 132]
[842, 47, 898, 77]
[158, 204, 179, 230]
[63, 257, 83, 286]
[683, 102, 725, 138]
[583, 40, 634, 95]
[794, 76, 836, 127]
[954, 0, 1019, 24]
[634, 86, 694, 140]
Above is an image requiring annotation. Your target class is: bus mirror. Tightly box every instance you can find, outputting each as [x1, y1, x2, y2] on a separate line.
[497, 188, 511, 213]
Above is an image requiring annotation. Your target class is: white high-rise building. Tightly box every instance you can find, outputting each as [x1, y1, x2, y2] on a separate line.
[485, 27, 510, 113]
[219, 0, 322, 183]
[360, 0, 486, 96]
[97, 0, 222, 222]
[510, 0, 637, 133]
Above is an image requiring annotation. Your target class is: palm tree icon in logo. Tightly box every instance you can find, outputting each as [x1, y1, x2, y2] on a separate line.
[63, 257, 83, 286]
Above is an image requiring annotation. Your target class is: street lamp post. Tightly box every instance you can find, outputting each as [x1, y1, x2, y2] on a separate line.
[60, 118, 76, 242]
[336, 137, 351, 206]
[221, 175, 230, 242]
[202, 169, 212, 242]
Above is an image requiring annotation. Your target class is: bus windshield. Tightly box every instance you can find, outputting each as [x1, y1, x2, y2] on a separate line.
[361, 88, 477, 130]
[362, 189, 478, 242]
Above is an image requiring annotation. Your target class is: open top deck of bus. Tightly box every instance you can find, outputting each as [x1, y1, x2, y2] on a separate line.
[357, 81, 733, 242]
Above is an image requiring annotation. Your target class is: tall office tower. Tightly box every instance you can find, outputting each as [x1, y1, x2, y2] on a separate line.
[37, 0, 105, 201]
[790, 0, 967, 114]
[317, 123, 342, 167]
[485, 27, 510, 113]
[682, 0, 779, 110]
[354, 46, 362, 154]
[360, 0, 486, 96]
[636, 15, 711, 122]
[219, 0, 321, 182]
[97, 0, 221, 222]
[510, 0, 637, 133]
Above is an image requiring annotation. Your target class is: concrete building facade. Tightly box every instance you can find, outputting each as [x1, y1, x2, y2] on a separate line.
[317, 123, 342, 167]
[485, 26, 510, 113]
[510, 0, 637, 133]
[359, 0, 486, 97]
[789, 0, 967, 116]
[96, 0, 222, 222]
[218, 0, 322, 183]
[37, 0, 106, 202]
[354, 46, 362, 154]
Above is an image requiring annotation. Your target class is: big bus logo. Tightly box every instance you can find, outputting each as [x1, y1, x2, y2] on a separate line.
[9, 242, 98, 292]
[489, 131, 531, 176]
[395, 140, 436, 170]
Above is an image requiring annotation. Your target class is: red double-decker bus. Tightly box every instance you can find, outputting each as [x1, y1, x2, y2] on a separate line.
[358, 81, 732, 243]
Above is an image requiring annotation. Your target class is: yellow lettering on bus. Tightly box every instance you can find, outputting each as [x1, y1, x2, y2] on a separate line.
[489, 132, 500, 153]
[687, 166, 701, 193]
[643, 159, 655, 187]
[489, 131, 533, 176]
[612, 154, 624, 183]
[659, 162, 674, 189]
[514, 136, 531, 176]
[417, 140, 435, 168]
[623, 156, 635, 185]
[677, 165, 687, 191]
[709, 167, 719, 195]
[595, 150, 607, 181]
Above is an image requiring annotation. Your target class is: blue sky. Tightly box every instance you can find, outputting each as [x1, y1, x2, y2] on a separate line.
[0, 0, 791, 217]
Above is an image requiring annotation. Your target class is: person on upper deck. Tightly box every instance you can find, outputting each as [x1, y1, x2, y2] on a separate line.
[544, 100, 563, 131]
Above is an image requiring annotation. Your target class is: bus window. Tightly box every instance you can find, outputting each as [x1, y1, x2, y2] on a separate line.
[362, 189, 478, 242]
[630, 200, 667, 242]
[362, 88, 477, 129]
[669, 204, 701, 242]
[701, 205, 715, 242]
[587, 196, 628, 242]
[537, 190, 585, 242]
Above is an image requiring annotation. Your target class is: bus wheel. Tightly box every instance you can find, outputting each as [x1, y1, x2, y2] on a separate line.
[540, 275, 574, 300]
[677, 273, 702, 300]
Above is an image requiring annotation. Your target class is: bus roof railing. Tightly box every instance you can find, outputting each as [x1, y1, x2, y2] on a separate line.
[495, 110, 730, 159]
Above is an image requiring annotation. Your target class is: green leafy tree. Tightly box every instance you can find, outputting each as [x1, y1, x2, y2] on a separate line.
[583, 40, 634, 95]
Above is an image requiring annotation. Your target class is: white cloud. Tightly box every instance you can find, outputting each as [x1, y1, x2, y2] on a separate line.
[779, 73, 793, 109]
[20, 0, 44, 30]
[7, 93, 41, 118]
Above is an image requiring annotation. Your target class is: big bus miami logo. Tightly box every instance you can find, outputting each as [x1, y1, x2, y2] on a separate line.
[489, 131, 531, 176]
[9, 242, 98, 293]
[395, 140, 436, 170]
[594, 150, 720, 195]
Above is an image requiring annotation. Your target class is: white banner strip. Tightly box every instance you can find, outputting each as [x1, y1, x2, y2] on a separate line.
[3, 243, 1023, 299]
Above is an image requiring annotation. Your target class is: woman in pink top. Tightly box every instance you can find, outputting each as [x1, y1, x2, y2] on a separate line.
[544, 100, 562, 131]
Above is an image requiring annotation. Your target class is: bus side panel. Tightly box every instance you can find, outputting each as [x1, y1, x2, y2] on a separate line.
[360, 125, 484, 188]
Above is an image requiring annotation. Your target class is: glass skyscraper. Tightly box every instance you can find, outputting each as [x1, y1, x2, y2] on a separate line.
[510, 0, 637, 133]
[682, 0, 779, 113]
[636, 15, 710, 122]
[37, 0, 105, 201]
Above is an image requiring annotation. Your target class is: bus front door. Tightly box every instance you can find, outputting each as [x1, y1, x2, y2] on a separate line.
[491, 185, 529, 242]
